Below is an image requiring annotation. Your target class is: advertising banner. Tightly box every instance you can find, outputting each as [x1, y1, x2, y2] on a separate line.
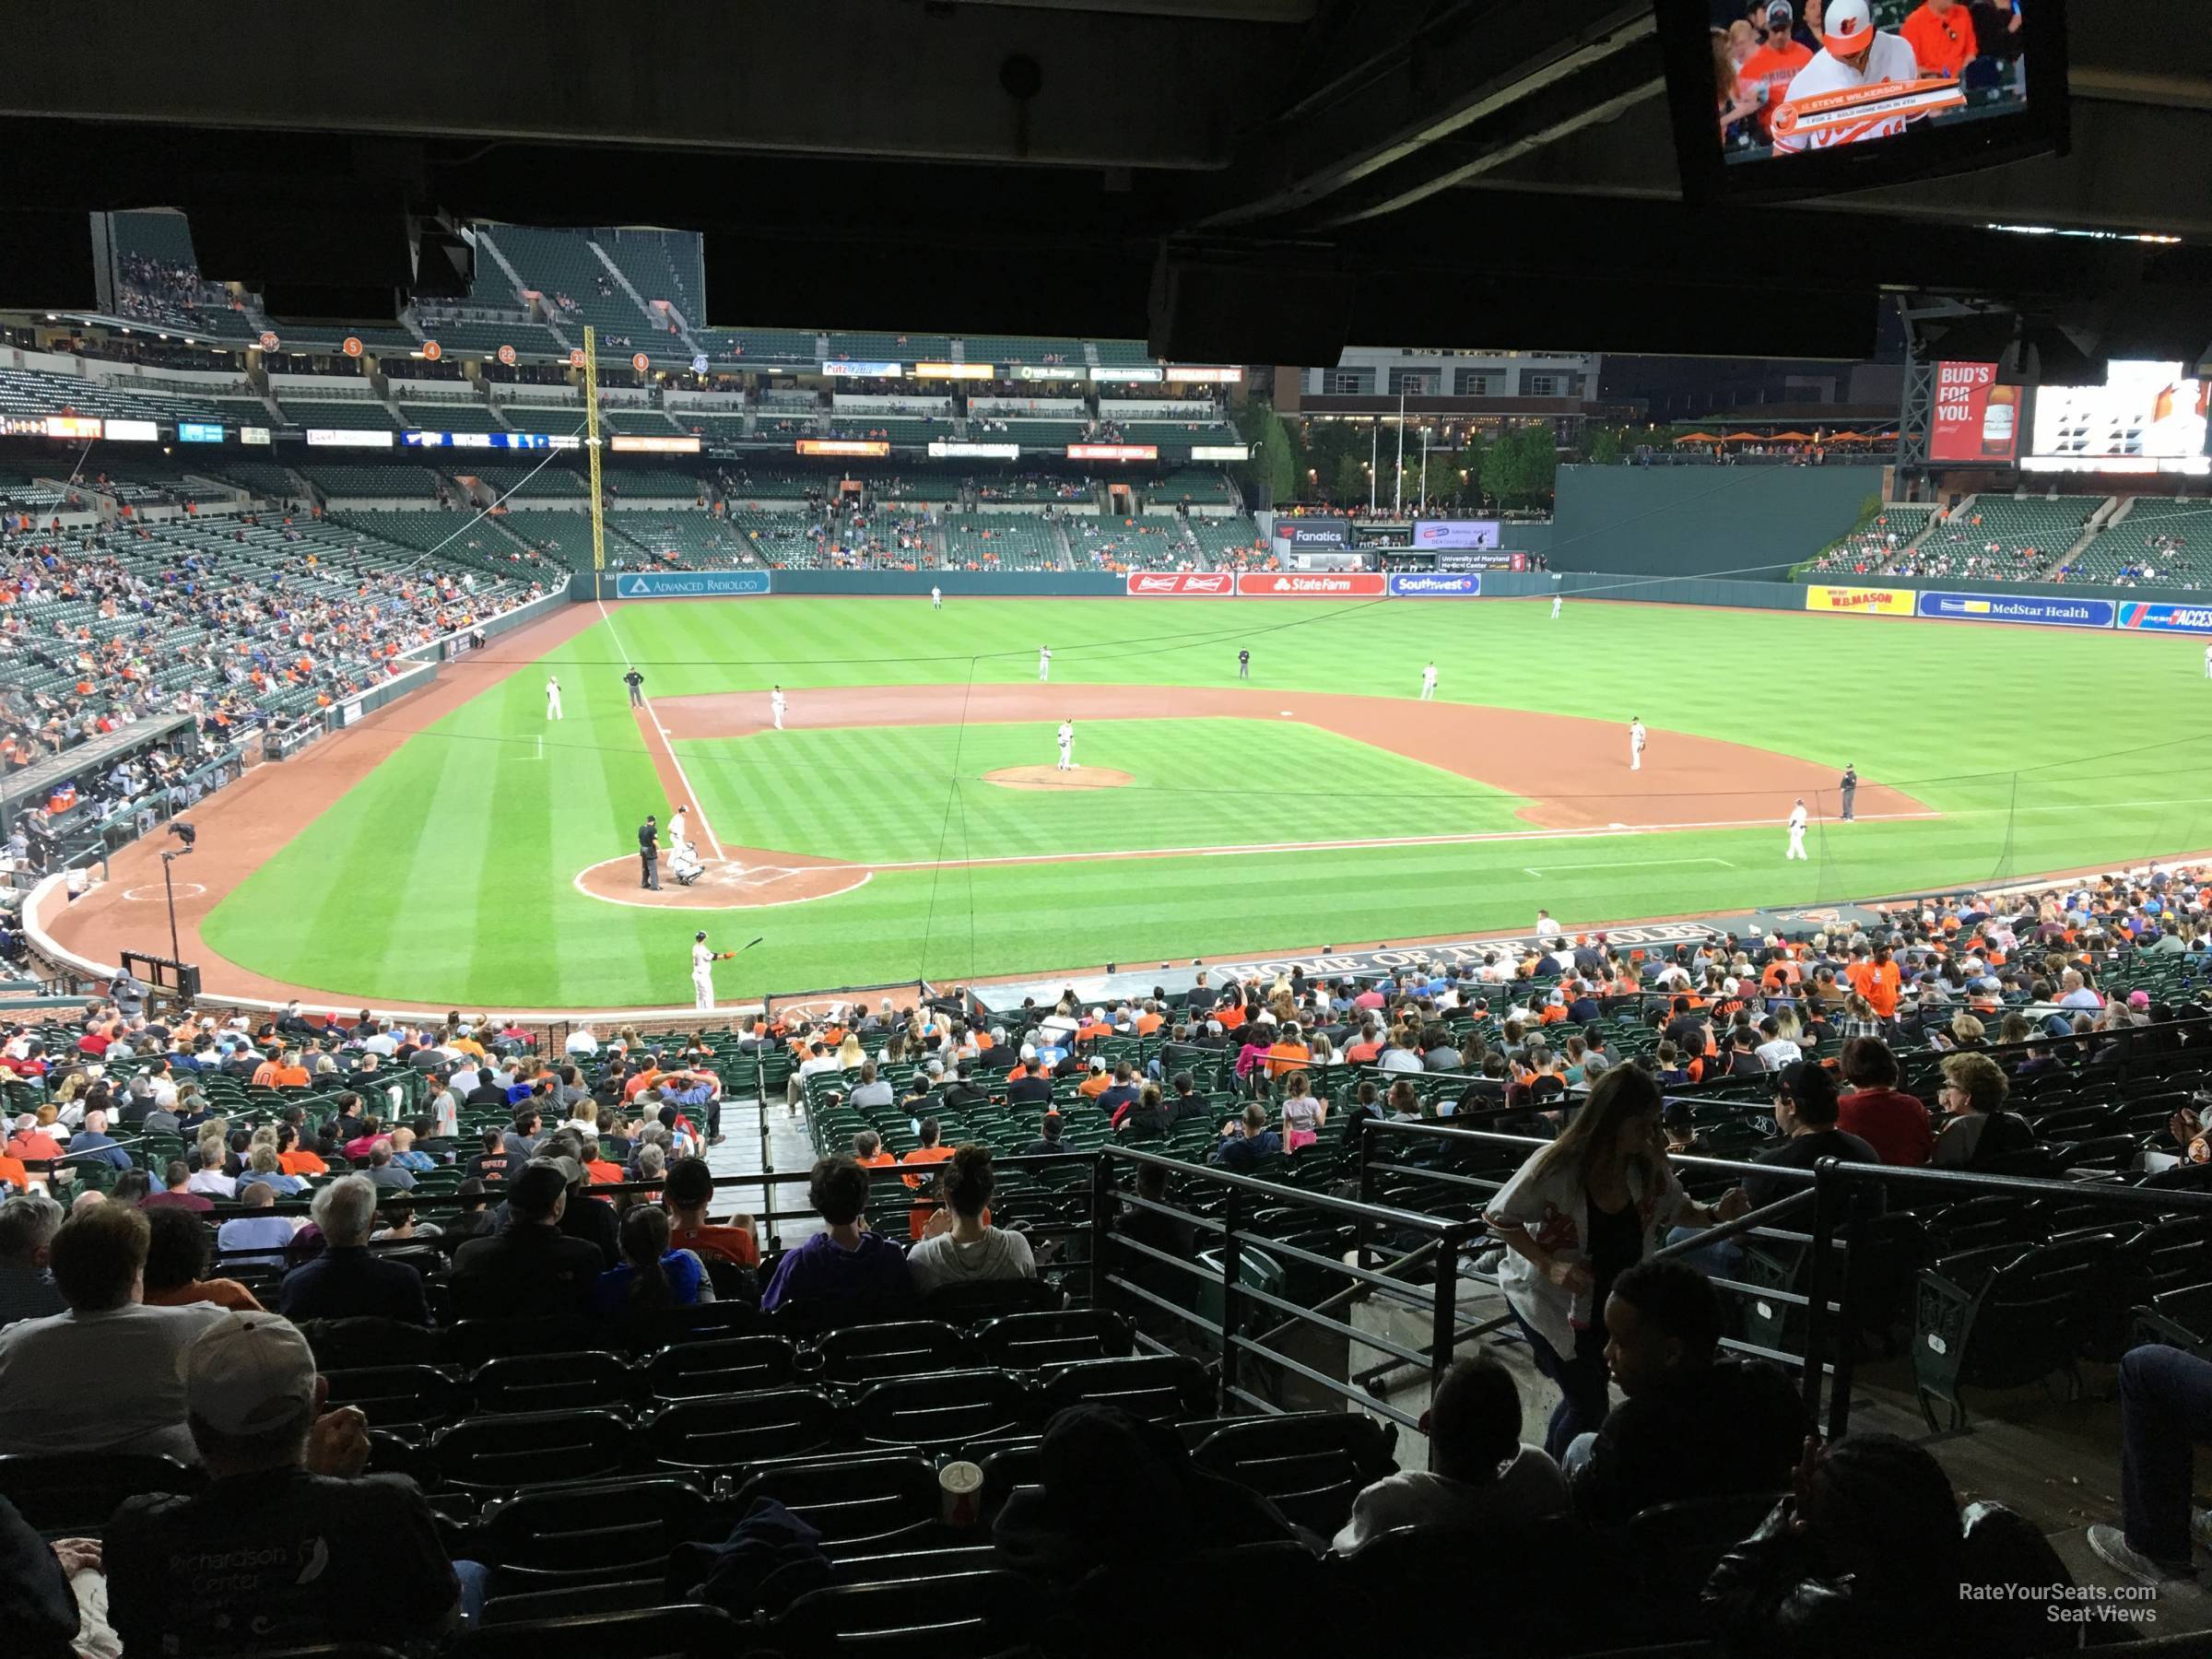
[1388, 572, 1483, 597]
[1931, 361, 2018, 464]
[2118, 602, 2212, 634]
[912, 362, 994, 380]
[1013, 366, 1081, 381]
[796, 439, 891, 457]
[306, 429, 394, 449]
[1915, 591, 2117, 629]
[1803, 583, 1916, 616]
[241, 427, 271, 446]
[1188, 443, 1250, 462]
[1436, 550, 1527, 572]
[1065, 443, 1159, 462]
[1090, 367, 1166, 382]
[928, 441, 1021, 460]
[1124, 571, 1233, 596]
[177, 422, 225, 443]
[1161, 366, 1241, 383]
[1274, 522, 1351, 550]
[612, 571, 771, 599]
[822, 360, 901, 377]
[610, 434, 703, 453]
[1236, 571, 1389, 598]
[1412, 519, 1502, 550]
[103, 418, 159, 443]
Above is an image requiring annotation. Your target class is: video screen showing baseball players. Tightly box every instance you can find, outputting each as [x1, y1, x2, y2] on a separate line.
[1706, 0, 2030, 162]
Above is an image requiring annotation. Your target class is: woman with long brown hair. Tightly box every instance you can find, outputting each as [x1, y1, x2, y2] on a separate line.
[1484, 1067, 1747, 1459]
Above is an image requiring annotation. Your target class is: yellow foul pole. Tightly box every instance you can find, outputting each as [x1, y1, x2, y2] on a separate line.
[583, 324, 605, 580]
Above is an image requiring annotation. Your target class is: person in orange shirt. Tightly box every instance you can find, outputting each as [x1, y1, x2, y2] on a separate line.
[1899, 0, 1976, 79]
[900, 1117, 957, 1240]
[663, 1157, 760, 1267]
[1846, 947, 1904, 1021]
[5, 1114, 62, 1162]
[1732, 1, 1813, 142]
[1133, 1002, 1165, 1038]
[1265, 1025, 1311, 1080]
[273, 1052, 311, 1088]
[852, 1128, 898, 1172]
[1077, 1059, 1115, 1100]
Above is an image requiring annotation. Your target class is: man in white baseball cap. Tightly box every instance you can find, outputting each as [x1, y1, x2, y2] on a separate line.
[104, 1312, 483, 1649]
[1773, 0, 1922, 151]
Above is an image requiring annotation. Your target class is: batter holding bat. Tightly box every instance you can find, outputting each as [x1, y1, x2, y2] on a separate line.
[691, 931, 737, 1011]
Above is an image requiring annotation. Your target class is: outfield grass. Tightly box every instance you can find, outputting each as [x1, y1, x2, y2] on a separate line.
[200, 595, 2212, 1006]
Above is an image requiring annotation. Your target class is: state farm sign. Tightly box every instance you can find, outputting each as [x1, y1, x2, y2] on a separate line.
[1124, 571, 1233, 595]
[1235, 571, 1389, 597]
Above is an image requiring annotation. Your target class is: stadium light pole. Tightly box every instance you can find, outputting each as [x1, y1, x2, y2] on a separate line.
[1394, 386, 1406, 518]
[1418, 427, 1430, 515]
[1368, 422, 1377, 513]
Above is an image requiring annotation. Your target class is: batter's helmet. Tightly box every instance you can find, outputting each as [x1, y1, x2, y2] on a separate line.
[1823, 0, 1874, 54]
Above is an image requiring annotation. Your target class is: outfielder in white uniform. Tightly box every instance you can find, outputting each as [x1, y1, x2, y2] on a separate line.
[1772, 1, 1924, 154]
[1785, 799, 1810, 861]
[931, 585, 943, 610]
[1039, 646, 1052, 682]
[770, 687, 786, 730]
[691, 931, 734, 1011]
[1419, 663, 1438, 700]
[1630, 719, 1647, 771]
[2203, 641, 2210, 679]
[1056, 720, 1075, 771]
[1552, 594, 1563, 621]
[545, 676, 562, 720]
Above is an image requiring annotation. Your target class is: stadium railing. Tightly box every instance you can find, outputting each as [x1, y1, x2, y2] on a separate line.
[1351, 1114, 2212, 1441]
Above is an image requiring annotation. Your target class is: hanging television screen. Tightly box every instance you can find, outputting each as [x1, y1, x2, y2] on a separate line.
[1658, 0, 2068, 199]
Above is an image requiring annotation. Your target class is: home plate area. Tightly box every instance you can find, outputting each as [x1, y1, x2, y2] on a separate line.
[573, 853, 871, 910]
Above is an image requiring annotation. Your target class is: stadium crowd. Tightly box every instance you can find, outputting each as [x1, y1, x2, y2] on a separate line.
[0, 855, 2206, 1651]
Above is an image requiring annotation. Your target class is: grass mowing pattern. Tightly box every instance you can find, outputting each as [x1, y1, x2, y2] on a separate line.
[201, 595, 2212, 1006]
[675, 718, 1527, 865]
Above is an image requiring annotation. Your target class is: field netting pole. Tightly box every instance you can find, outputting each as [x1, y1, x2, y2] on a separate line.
[583, 324, 605, 584]
[1990, 770, 2018, 888]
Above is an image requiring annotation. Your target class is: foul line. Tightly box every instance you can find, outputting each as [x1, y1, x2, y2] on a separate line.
[598, 597, 725, 861]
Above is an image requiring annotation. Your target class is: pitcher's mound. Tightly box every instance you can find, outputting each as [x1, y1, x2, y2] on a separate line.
[983, 765, 1135, 792]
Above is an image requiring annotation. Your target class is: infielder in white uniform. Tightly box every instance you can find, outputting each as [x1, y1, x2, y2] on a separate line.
[1630, 718, 1647, 771]
[1552, 594, 1563, 620]
[691, 930, 735, 1011]
[1785, 799, 1810, 861]
[1772, 0, 1924, 154]
[1419, 663, 1438, 700]
[545, 676, 562, 720]
[931, 585, 943, 610]
[1039, 646, 1052, 682]
[770, 686, 786, 730]
[1056, 720, 1075, 771]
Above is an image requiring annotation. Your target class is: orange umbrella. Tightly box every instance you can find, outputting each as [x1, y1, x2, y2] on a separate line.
[1770, 430, 1816, 441]
[1721, 431, 1762, 442]
[1673, 431, 1721, 442]
[1827, 431, 1871, 441]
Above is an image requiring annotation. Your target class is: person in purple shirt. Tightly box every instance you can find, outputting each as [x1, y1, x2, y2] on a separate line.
[760, 1155, 915, 1315]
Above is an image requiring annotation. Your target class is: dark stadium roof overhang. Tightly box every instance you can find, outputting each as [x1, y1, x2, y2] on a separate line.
[3, 0, 2206, 364]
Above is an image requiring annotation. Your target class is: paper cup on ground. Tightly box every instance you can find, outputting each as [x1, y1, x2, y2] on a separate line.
[939, 1459, 983, 1527]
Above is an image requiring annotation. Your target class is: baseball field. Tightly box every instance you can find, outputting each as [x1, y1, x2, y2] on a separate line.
[59, 594, 2212, 1010]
